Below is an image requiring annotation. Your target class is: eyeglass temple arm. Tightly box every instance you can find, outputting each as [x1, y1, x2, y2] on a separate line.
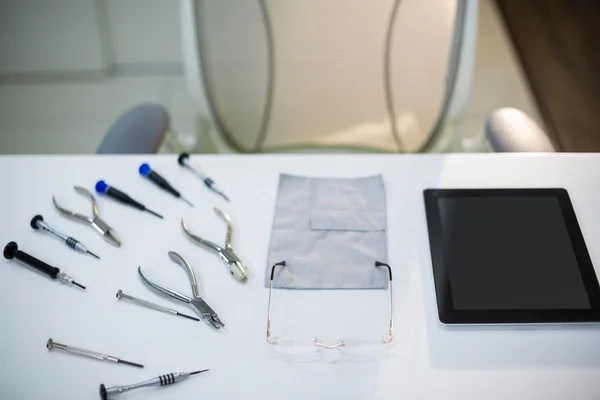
[270, 261, 286, 281]
[267, 261, 393, 345]
[375, 261, 392, 281]
[267, 261, 286, 344]
[375, 261, 394, 342]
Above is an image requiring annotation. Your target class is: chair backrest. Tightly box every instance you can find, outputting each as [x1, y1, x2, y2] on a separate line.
[181, 0, 475, 153]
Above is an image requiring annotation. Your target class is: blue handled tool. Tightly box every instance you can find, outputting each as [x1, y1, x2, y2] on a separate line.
[177, 153, 230, 202]
[95, 180, 163, 219]
[139, 163, 193, 207]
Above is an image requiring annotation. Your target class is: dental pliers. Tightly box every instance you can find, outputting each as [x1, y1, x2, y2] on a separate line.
[52, 186, 121, 247]
[138, 251, 225, 330]
[181, 207, 248, 283]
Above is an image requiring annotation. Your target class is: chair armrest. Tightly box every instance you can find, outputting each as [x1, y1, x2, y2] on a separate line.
[97, 104, 171, 154]
[485, 107, 555, 152]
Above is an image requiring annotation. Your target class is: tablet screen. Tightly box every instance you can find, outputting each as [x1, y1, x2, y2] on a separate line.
[424, 189, 600, 324]
[438, 196, 590, 310]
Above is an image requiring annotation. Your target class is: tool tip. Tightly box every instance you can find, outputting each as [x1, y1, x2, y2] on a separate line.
[177, 312, 201, 322]
[118, 359, 144, 368]
[190, 369, 209, 375]
[146, 209, 164, 219]
[73, 281, 86, 290]
[87, 250, 100, 259]
[181, 197, 194, 207]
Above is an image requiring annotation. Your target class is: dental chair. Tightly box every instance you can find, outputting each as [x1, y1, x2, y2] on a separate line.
[178, 0, 478, 153]
[103, 1, 550, 154]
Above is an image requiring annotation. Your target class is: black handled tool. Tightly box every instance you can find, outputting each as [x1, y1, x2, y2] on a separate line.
[95, 180, 163, 219]
[138, 163, 193, 207]
[3, 241, 86, 289]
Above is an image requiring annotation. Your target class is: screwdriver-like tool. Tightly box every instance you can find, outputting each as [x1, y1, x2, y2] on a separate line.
[100, 369, 209, 399]
[31, 215, 100, 259]
[139, 163, 194, 207]
[3, 241, 86, 289]
[47, 338, 143, 368]
[95, 180, 163, 219]
[116, 289, 200, 322]
[178, 153, 230, 202]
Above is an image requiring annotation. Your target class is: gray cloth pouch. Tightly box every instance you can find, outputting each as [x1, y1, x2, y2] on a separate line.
[266, 174, 388, 289]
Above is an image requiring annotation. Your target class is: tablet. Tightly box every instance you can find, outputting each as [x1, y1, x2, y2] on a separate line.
[424, 188, 600, 324]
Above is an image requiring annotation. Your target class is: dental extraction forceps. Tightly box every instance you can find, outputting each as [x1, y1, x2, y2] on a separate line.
[138, 251, 225, 330]
[53, 186, 121, 247]
[181, 207, 248, 283]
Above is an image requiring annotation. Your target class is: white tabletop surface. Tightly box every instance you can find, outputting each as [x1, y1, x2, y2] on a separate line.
[1, 154, 600, 400]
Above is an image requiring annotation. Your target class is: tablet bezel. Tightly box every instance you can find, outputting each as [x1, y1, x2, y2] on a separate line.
[424, 188, 600, 324]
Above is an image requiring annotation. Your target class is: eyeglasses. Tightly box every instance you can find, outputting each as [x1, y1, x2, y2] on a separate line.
[266, 261, 393, 356]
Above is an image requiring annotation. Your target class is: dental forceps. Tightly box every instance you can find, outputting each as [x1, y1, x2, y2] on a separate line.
[138, 251, 225, 330]
[181, 207, 248, 283]
[52, 186, 121, 247]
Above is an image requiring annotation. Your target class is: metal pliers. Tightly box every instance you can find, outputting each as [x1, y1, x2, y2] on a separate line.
[182, 207, 248, 283]
[138, 251, 225, 330]
[52, 186, 121, 247]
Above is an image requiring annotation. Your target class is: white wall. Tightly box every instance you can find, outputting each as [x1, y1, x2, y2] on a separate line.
[0, 0, 182, 76]
[0, 0, 110, 74]
[105, 0, 183, 67]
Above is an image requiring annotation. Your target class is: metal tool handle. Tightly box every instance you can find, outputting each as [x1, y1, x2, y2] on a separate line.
[53, 196, 94, 224]
[213, 208, 233, 248]
[168, 251, 200, 299]
[116, 290, 177, 316]
[74, 186, 100, 218]
[31, 216, 68, 240]
[62, 345, 114, 362]
[47, 339, 116, 362]
[178, 153, 229, 201]
[100, 373, 193, 399]
[138, 266, 192, 303]
[102, 377, 158, 398]
[181, 219, 222, 252]
[179, 154, 208, 180]
[32, 216, 87, 253]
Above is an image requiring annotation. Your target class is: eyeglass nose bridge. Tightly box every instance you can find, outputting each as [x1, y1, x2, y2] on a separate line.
[314, 340, 345, 349]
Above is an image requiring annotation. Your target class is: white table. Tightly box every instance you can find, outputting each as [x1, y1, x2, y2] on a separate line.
[1, 154, 599, 400]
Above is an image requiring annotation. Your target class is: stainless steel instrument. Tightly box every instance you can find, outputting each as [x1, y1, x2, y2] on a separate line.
[46, 338, 143, 368]
[52, 186, 121, 247]
[182, 207, 248, 283]
[116, 289, 199, 322]
[31, 214, 100, 259]
[99, 369, 208, 399]
[177, 153, 229, 201]
[138, 251, 225, 330]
